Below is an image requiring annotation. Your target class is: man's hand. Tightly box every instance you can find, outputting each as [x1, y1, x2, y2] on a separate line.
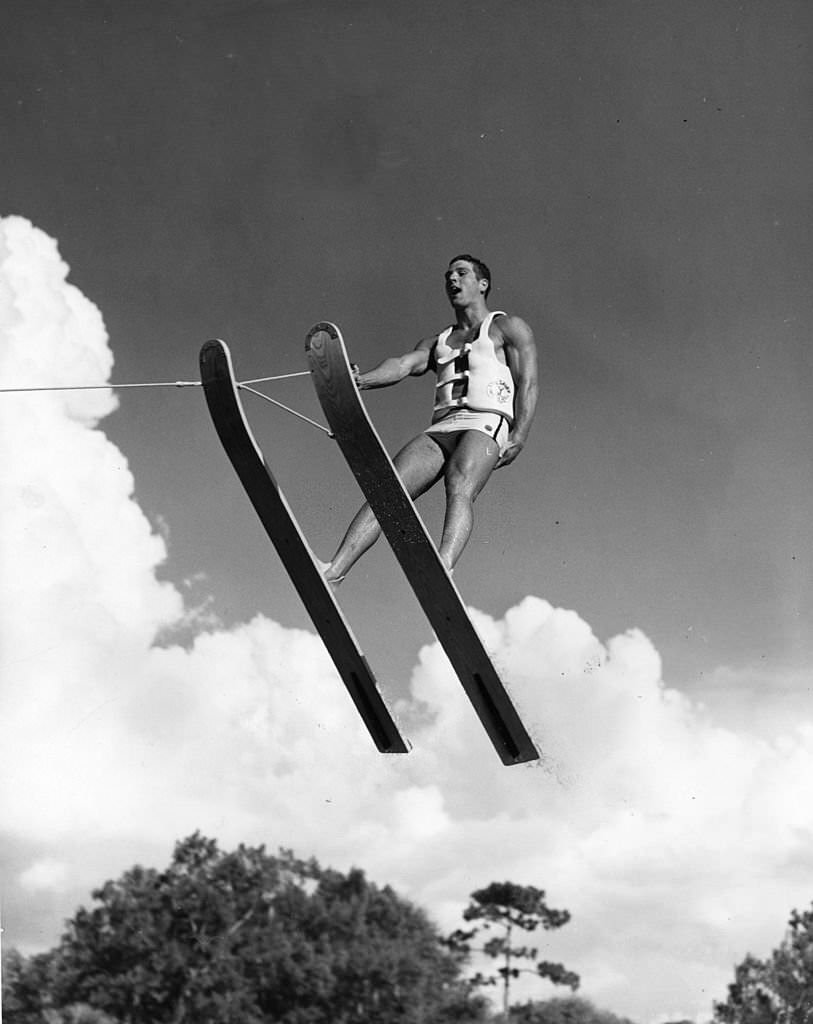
[496, 438, 524, 468]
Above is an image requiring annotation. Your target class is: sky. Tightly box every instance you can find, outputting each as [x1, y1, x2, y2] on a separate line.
[1, 1, 812, 1020]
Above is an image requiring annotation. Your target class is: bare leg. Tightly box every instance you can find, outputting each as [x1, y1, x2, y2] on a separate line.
[438, 431, 501, 571]
[325, 433, 446, 581]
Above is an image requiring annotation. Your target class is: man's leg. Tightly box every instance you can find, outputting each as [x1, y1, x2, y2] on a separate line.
[438, 430, 501, 571]
[325, 433, 446, 582]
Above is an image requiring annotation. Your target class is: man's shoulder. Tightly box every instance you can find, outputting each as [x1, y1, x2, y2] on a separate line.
[492, 312, 534, 342]
[415, 331, 444, 352]
[492, 310, 528, 327]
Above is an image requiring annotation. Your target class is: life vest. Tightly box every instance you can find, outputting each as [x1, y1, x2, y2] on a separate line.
[432, 311, 515, 423]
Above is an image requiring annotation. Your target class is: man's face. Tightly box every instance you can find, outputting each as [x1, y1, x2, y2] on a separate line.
[445, 260, 487, 306]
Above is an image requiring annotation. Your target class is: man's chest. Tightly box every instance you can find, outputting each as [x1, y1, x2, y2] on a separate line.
[443, 324, 505, 359]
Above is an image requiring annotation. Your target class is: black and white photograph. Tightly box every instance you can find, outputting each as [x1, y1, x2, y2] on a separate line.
[2, 2, 812, 1021]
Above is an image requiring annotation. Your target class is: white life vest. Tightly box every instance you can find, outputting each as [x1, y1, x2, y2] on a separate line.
[432, 311, 515, 423]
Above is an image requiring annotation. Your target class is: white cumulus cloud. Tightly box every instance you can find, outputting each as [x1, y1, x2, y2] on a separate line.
[18, 859, 70, 893]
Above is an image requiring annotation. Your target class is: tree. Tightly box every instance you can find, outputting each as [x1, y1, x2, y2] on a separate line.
[3, 833, 484, 1024]
[446, 882, 580, 1016]
[504, 995, 637, 1024]
[43, 1007, 121, 1024]
[714, 904, 813, 1024]
[2, 946, 61, 1023]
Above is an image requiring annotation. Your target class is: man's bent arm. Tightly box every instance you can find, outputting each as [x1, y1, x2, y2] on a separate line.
[500, 316, 538, 465]
[356, 339, 433, 390]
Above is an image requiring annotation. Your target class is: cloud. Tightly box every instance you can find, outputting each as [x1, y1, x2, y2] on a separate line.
[2, 216, 813, 1024]
[18, 859, 70, 893]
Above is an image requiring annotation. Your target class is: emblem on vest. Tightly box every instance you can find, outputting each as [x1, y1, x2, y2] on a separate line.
[487, 379, 512, 403]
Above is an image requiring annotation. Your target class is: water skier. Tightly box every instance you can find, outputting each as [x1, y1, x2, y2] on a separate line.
[323, 254, 538, 583]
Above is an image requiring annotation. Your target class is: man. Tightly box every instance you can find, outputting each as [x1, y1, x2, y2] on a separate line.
[322, 254, 538, 583]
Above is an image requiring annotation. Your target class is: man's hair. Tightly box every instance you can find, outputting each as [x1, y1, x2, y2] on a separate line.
[449, 254, 491, 298]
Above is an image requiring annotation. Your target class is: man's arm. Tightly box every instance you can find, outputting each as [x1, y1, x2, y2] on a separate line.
[498, 315, 538, 468]
[355, 336, 435, 390]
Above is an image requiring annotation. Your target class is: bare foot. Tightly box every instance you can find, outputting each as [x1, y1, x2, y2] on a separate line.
[316, 558, 346, 586]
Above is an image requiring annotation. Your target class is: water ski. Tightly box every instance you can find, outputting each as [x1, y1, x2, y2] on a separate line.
[199, 338, 409, 754]
[306, 322, 539, 766]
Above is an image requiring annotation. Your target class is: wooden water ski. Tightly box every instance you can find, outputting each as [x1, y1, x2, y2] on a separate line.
[199, 339, 409, 754]
[305, 322, 539, 766]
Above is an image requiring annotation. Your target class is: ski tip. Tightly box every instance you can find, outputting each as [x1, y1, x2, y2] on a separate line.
[199, 339, 234, 384]
[305, 321, 342, 353]
[200, 337, 227, 356]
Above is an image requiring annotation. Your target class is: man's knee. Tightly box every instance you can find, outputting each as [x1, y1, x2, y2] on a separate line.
[448, 452, 497, 492]
[444, 464, 477, 502]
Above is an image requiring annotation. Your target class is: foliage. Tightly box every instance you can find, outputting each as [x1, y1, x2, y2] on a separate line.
[2, 947, 61, 1023]
[714, 904, 813, 1024]
[446, 882, 579, 1015]
[43, 1006, 121, 1024]
[502, 995, 638, 1024]
[2, 833, 483, 1024]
